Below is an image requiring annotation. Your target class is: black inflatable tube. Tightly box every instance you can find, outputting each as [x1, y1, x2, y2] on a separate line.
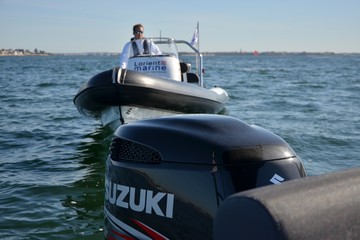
[73, 69, 227, 118]
[214, 167, 360, 240]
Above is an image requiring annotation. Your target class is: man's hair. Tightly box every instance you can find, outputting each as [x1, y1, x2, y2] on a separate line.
[133, 24, 144, 33]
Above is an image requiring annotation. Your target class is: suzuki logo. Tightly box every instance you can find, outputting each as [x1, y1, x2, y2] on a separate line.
[105, 180, 174, 219]
[270, 174, 285, 184]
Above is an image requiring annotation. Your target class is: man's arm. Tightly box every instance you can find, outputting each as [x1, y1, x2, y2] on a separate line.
[119, 42, 131, 68]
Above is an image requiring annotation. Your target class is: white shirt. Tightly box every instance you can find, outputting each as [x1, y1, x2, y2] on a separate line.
[119, 39, 162, 68]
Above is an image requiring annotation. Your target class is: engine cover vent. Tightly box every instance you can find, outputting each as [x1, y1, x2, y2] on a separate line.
[110, 138, 162, 163]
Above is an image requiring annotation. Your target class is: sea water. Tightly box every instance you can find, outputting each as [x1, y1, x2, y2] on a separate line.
[0, 53, 359, 239]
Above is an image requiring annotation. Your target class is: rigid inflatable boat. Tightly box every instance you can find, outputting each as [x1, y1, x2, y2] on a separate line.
[73, 38, 229, 129]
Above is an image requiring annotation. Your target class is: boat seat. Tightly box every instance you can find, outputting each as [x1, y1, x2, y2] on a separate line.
[180, 62, 198, 83]
[180, 62, 190, 73]
[186, 73, 200, 84]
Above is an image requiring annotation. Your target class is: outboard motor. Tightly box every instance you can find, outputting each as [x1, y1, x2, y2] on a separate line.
[104, 114, 306, 239]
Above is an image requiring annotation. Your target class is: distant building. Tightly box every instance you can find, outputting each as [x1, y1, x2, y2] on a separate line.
[0, 48, 48, 56]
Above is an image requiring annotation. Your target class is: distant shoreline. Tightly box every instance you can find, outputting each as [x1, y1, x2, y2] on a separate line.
[0, 48, 49, 56]
[0, 53, 51, 57]
[1, 51, 359, 57]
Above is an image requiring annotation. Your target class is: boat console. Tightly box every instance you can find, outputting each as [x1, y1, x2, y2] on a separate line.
[127, 38, 203, 85]
[127, 54, 182, 81]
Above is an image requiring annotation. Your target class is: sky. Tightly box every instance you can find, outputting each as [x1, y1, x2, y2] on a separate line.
[0, 0, 359, 53]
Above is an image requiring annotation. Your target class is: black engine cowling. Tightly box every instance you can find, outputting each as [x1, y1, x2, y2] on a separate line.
[104, 114, 306, 239]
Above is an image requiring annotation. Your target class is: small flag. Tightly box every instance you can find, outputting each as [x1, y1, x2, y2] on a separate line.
[190, 23, 199, 49]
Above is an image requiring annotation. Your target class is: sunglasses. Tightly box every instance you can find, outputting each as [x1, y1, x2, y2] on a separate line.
[134, 31, 143, 35]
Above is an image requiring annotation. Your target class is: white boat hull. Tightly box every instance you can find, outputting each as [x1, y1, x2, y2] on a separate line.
[101, 105, 181, 130]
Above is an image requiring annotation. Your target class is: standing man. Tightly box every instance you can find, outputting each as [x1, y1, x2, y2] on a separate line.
[119, 24, 161, 68]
